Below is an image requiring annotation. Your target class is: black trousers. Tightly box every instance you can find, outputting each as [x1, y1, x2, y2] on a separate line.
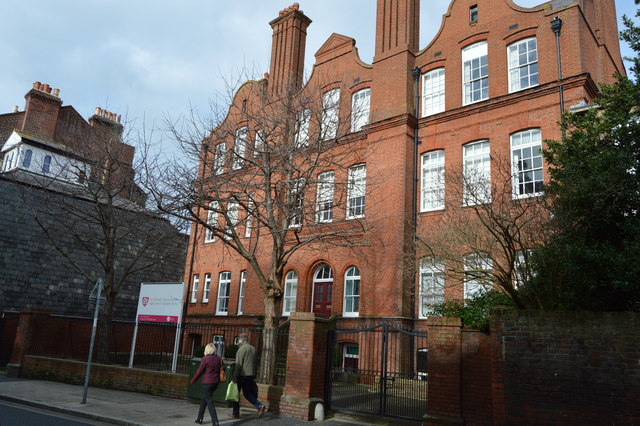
[232, 375, 262, 415]
[197, 382, 219, 425]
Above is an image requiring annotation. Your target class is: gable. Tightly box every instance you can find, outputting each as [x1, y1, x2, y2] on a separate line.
[315, 33, 357, 65]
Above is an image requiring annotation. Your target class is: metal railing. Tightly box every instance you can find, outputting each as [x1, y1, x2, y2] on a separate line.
[26, 315, 289, 385]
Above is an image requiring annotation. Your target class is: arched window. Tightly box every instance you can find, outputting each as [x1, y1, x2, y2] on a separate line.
[283, 270, 298, 316]
[22, 149, 33, 169]
[312, 264, 333, 315]
[42, 155, 52, 174]
[343, 266, 360, 317]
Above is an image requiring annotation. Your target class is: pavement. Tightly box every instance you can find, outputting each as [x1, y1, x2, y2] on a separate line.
[0, 374, 420, 426]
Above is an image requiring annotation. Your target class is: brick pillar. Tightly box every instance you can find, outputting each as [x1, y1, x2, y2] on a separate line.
[423, 317, 464, 426]
[280, 312, 334, 420]
[6, 310, 49, 377]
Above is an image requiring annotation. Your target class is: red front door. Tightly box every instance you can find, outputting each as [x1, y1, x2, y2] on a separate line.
[313, 281, 333, 315]
[312, 264, 333, 315]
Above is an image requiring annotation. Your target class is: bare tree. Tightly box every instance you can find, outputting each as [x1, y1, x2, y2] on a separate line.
[416, 155, 549, 311]
[152, 74, 376, 383]
[18, 117, 187, 362]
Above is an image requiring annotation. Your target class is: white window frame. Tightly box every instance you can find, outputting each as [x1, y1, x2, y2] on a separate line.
[213, 335, 225, 358]
[216, 271, 231, 315]
[419, 259, 445, 318]
[351, 88, 370, 132]
[342, 343, 359, 371]
[511, 129, 543, 198]
[204, 201, 218, 243]
[422, 68, 445, 117]
[191, 274, 199, 303]
[244, 204, 253, 238]
[347, 164, 366, 219]
[464, 253, 492, 299]
[463, 140, 491, 206]
[295, 109, 310, 147]
[232, 126, 248, 170]
[282, 270, 298, 316]
[288, 178, 305, 228]
[202, 273, 211, 303]
[513, 250, 527, 289]
[343, 266, 360, 317]
[316, 171, 335, 223]
[213, 142, 226, 175]
[225, 202, 239, 240]
[238, 270, 246, 314]
[508, 37, 538, 93]
[322, 88, 340, 140]
[254, 130, 265, 157]
[421, 150, 445, 211]
[462, 41, 489, 105]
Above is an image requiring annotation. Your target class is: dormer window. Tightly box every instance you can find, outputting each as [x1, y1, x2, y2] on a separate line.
[22, 149, 33, 169]
[42, 155, 52, 174]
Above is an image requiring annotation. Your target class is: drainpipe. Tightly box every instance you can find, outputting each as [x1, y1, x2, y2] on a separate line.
[411, 66, 421, 321]
[410, 65, 421, 379]
[551, 16, 565, 137]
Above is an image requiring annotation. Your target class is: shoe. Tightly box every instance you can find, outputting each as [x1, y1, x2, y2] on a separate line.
[258, 405, 266, 418]
[195, 420, 203, 424]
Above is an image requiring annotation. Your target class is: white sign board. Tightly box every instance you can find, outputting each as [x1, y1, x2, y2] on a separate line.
[135, 282, 184, 324]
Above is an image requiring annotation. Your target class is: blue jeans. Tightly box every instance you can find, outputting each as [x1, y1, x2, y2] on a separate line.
[232, 376, 263, 416]
[198, 383, 219, 425]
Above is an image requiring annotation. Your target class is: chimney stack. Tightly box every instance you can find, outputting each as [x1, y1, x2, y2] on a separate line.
[375, 0, 420, 60]
[268, 3, 312, 94]
[21, 81, 63, 139]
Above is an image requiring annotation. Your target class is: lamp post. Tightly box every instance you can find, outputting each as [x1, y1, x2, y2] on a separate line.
[551, 16, 565, 136]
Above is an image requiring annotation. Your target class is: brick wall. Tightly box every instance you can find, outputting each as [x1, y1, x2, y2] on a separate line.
[492, 310, 640, 425]
[461, 331, 493, 426]
[21, 355, 188, 399]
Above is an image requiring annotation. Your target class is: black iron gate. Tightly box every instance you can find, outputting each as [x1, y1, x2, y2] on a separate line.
[326, 323, 428, 421]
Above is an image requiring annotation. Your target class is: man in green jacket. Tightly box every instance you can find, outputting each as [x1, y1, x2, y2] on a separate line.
[232, 333, 266, 418]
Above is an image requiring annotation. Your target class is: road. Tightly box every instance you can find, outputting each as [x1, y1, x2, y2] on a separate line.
[0, 400, 109, 426]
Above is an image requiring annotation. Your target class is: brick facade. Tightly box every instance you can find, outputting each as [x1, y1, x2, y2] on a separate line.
[184, 0, 624, 330]
[182, 1, 625, 421]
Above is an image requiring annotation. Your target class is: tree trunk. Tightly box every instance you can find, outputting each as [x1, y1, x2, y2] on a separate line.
[258, 293, 280, 385]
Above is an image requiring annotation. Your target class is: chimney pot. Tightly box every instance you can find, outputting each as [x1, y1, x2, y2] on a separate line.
[95, 107, 101, 115]
[12, 105, 19, 113]
[33, 82, 42, 90]
[117, 114, 122, 123]
[53, 88, 60, 97]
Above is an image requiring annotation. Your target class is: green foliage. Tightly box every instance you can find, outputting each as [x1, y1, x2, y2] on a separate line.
[194, 345, 205, 358]
[531, 7, 640, 311]
[224, 344, 239, 359]
[430, 291, 516, 333]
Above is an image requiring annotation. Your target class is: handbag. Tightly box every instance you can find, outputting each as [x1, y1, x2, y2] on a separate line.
[225, 381, 239, 402]
[219, 361, 227, 383]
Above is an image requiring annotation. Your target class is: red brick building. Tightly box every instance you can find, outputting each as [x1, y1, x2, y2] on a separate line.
[183, 0, 624, 347]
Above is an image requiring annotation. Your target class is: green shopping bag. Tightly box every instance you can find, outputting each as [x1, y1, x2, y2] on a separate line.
[225, 381, 240, 402]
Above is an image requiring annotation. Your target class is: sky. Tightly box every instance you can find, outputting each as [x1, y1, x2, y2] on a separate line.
[0, 0, 636, 147]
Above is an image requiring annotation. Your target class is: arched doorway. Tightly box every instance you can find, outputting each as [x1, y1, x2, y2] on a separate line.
[312, 264, 333, 315]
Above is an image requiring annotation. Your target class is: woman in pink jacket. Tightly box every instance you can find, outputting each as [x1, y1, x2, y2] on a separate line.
[190, 343, 223, 425]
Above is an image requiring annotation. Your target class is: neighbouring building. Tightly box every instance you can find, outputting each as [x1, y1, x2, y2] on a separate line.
[0, 83, 187, 326]
[182, 0, 624, 374]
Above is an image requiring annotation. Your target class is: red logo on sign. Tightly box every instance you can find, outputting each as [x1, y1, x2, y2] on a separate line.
[142, 297, 149, 307]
